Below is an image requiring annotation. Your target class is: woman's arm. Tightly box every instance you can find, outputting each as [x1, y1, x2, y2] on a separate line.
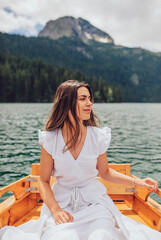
[39, 146, 73, 224]
[97, 152, 158, 191]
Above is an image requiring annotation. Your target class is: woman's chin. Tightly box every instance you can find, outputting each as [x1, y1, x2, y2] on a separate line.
[82, 116, 90, 121]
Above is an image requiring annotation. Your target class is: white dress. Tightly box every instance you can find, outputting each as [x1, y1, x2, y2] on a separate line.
[0, 126, 161, 240]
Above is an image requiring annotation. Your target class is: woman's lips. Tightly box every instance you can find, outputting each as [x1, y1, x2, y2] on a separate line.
[83, 109, 91, 112]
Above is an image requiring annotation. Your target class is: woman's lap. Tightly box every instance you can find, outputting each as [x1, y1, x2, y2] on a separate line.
[41, 203, 124, 240]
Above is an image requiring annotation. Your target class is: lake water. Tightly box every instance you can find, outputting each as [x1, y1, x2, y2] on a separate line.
[0, 103, 161, 203]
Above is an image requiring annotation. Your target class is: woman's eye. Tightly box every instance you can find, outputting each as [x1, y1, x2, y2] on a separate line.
[80, 98, 85, 101]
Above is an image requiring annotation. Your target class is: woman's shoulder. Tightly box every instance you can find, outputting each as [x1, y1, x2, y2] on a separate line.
[38, 128, 59, 156]
[88, 126, 111, 154]
[89, 125, 111, 136]
[38, 129, 58, 144]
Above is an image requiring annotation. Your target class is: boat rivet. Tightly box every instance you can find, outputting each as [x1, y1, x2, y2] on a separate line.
[153, 220, 157, 226]
[22, 182, 25, 187]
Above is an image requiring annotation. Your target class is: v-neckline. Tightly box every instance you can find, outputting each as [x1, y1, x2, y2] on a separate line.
[60, 126, 88, 161]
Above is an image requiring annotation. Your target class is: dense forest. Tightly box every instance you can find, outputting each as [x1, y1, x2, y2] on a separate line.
[0, 52, 122, 103]
[0, 32, 161, 102]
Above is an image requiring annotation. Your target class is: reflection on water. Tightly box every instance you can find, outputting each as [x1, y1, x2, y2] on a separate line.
[0, 103, 161, 203]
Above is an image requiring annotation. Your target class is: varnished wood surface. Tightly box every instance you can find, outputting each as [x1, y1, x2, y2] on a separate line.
[0, 163, 161, 232]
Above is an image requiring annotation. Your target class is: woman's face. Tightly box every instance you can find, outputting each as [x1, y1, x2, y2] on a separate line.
[76, 87, 92, 121]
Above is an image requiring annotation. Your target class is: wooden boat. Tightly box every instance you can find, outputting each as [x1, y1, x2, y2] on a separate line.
[0, 163, 161, 232]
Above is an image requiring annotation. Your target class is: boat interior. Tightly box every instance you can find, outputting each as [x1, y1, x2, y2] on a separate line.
[0, 163, 161, 232]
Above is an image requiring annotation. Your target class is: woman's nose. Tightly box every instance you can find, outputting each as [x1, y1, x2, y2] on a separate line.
[86, 99, 92, 105]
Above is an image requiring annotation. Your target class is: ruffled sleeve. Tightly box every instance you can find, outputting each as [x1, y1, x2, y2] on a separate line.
[98, 127, 111, 155]
[38, 130, 56, 156]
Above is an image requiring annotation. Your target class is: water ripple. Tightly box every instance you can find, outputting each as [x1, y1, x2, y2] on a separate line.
[0, 103, 161, 204]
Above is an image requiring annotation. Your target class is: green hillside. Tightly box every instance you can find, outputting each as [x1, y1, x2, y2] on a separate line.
[0, 32, 161, 102]
[0, 52, 122, 103]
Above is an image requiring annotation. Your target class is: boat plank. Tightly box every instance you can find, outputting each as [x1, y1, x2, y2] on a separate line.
[132, 196, 161, 230]
[12, 202, 150, 228]
[9, 197, 37, 226]
[31, 163, 131, 176]
[115, 202, 149, 226]
[0, 176, 30, 200]
[13, 205, 42, 227]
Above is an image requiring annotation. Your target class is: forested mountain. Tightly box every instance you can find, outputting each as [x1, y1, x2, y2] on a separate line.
[0, 17, 161, 102]
[0, 52, 122, 103]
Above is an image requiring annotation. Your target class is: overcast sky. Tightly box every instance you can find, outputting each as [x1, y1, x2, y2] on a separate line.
[0, 0, 161, 52]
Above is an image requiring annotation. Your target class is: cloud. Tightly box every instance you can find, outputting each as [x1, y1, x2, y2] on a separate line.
[0, 0, 42, 36]
[3, 7, 17, 17]
[0, 0, 161, 51]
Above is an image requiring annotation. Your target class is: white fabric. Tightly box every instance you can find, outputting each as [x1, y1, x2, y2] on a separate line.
[0, 126, 161, 240]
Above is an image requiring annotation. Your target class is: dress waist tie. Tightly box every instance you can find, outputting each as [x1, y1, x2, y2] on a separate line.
[70, 187, 81, 213]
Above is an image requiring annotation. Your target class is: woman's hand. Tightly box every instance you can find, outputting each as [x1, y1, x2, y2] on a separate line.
[52, 207, 74, 225]
[135, 177, 159, 192]
[143, 177, 159, 192]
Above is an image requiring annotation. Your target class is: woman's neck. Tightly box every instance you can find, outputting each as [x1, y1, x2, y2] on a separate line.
[61, 120, 87, 150]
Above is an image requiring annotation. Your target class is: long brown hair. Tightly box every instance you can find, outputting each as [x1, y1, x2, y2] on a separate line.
[45, 80, 100, 151]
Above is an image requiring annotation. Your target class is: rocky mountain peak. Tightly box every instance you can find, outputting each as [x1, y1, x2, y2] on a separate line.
[38, 16, 114, 44]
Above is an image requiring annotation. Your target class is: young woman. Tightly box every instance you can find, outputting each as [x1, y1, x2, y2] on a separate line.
[37, 80, 160, 240]
[0, 80, 160, 240]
